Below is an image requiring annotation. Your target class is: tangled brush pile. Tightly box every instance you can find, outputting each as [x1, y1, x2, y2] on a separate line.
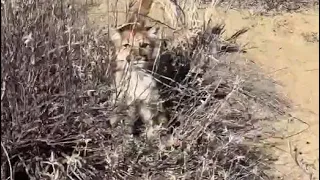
[1, 0, 289, 179]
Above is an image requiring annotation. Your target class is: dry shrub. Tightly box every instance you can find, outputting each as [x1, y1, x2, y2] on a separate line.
[1, 0, 289, 179]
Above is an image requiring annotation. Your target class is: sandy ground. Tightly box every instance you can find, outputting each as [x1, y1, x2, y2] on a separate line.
[86, 2, 319, 179]
[217, 9, 319, 180]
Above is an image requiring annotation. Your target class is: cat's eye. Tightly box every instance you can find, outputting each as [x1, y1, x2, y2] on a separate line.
[123, 43, 130, 48]
[140, 43, 150, 48]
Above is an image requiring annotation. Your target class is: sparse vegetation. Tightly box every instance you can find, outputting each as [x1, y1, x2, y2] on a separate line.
[2, 0, 311, 179]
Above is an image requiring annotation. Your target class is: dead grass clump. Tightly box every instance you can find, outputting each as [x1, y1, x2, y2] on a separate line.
[1, 0, 289, 179]
[1, 0, 111, 179]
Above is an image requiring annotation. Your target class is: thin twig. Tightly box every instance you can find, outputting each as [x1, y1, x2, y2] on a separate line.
[1, 142, 13, 180]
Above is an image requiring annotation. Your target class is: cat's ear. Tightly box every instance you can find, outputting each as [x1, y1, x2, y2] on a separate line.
[109, 28, 122, 44]
[110, 23, 136, 44]
[146, 26, 159, 39]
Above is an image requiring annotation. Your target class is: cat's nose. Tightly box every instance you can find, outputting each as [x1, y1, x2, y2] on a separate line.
[125, 53, 136, 62]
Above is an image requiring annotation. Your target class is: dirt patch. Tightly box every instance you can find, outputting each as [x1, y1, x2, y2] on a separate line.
[209, 8, 319, 180]
[216, 0, 318, 14]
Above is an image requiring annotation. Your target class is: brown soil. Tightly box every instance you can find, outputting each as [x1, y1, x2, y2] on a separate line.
[217, 9, 319, 180]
